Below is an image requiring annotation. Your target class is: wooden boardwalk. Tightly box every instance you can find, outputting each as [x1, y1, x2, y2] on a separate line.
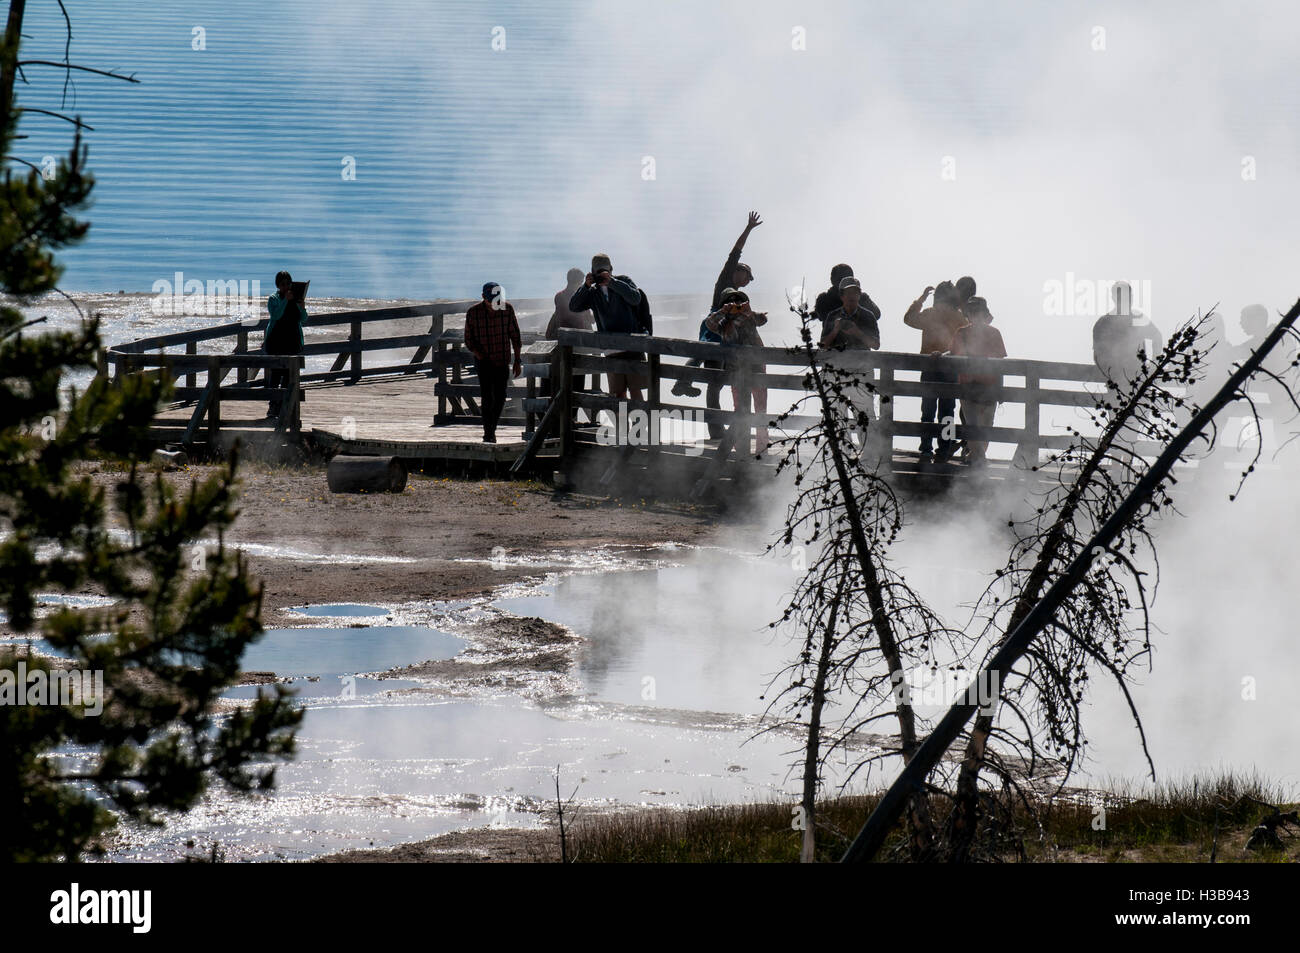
[150, 371, 528, 463]
[101, 297, 1142, 498]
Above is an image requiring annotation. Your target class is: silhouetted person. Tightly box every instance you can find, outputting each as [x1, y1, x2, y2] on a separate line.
[1236, 303, 1296, 423]
[820, 276, 883, 462]
[673, 212, 762, 442]
[903, 281, 968, 463]
[546, 267, 592, 395]
[546, 268, 592, 339]
[464, 282, 522, 443]
[815, 264, 880, 341]
[953, 296, 1006, 466]
[706, 287, 769, 455]
[569, 253, 649, 401]
[1092, 281, 1162, 398]
[264, 270, 308, 418]
[954, 275, 977, 309]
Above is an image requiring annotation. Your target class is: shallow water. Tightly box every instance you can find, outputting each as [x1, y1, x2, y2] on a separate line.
[238, 625, 463, 682]
[288, 604, 391, 618]
[65, 514, 1300, 861]
[96, 558, 875, 861]
[109, 694, 819, 862]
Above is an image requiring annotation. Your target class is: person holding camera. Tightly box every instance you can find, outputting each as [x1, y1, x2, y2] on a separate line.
[706, 287, 769, 456]
[820, 276, 884, 463]
[264, 270, 308, 418]
[902, 280, 969, 463]
[953, 296, 1006, 466]
[568, 253, 649, 401]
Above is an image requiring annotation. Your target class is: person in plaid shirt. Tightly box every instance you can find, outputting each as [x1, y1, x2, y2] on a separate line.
[464, 282, 522, 443]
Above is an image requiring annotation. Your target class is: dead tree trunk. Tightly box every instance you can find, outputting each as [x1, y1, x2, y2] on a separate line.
[843, 297, 1300, 863]
[948, 330, 1182, 860]
[802, 337, 936, 859]
[799, 584, 844, 863]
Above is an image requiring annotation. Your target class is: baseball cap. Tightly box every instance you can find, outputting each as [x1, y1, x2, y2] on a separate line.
[482, 282, 501, 298]
[591, 253, 613, 274]
[838, 276, 862, 293]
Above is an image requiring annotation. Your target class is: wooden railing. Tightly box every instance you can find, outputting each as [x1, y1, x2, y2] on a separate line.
[99, 297, 1121, 475]
[99, 294, 710, 447]
[101, 301, 474, 444]
[513, 329, 1115, 480]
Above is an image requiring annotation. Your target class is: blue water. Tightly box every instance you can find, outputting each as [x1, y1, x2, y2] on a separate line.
[290, 603, 391, 618]
[13, 1, 1300, 365]
[240, 625, 463, 677]
[14, 0, 711, 300]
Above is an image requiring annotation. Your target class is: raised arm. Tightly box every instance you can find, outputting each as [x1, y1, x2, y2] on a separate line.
[903, 287, 933, 330]
[733, 211, 762, 256]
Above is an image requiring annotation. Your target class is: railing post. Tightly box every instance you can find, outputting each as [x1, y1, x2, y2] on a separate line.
[733, 356, 751, 459]
[436, 340, 448, 422]
[349, 318, 362, 379]
[236, 327, 249, 384]
[878, 364, 895, 474]
[287, 358, 301, 438]
[525, 367, 537, 435]
[558, 343, 574, 458]
[95, 348, 107, 381]
[1015, 371, 1041, 471]
[452, 341, 465, 418]
[429, 312, 444, 378]
[647, 350, 662, 456]
[185, 340, 196, 389]
[206, 355, 222, 449]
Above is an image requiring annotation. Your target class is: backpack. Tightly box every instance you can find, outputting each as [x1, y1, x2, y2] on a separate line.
[634, 288, 653, 335]
[608, 275, 652, 335]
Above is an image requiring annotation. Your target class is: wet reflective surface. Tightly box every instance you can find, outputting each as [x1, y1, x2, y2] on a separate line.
[240, 625, 460, 678]
[108, 695, 821, 862]
[289, 604, 392, 618]
[97, 550, 858, 861]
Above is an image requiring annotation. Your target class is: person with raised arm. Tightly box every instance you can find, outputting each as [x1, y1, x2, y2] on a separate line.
[903, 281, 968, 463]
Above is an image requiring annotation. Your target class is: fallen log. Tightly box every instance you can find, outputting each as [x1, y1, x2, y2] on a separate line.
[326, 455, 407, 493]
